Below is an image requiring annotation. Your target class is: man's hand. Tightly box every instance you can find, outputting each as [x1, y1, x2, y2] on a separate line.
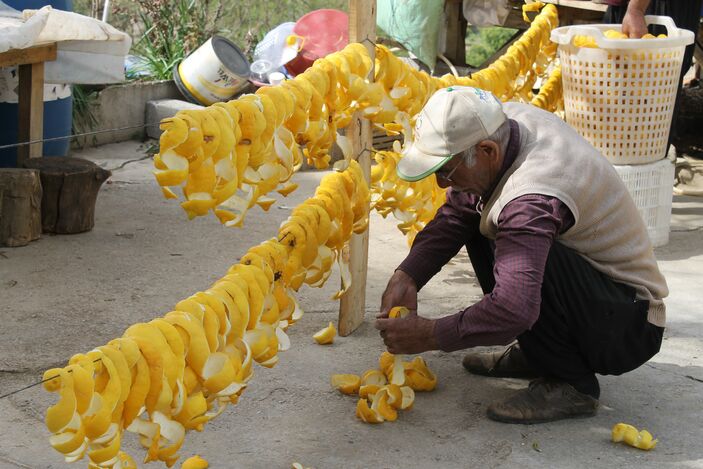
[375, 311, 438, 354]
[378, 269, 418, 319]
[622, 0, 649, 38]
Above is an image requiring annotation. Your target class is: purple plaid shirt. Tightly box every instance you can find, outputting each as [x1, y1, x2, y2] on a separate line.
[398, 120, 575, 352]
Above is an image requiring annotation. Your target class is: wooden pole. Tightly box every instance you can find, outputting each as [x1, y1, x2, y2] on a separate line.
[338, 0, 376, 336]
[17, 61, 45, 165]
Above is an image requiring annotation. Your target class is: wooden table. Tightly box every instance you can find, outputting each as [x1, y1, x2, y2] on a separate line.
[0, 43, 57, 166]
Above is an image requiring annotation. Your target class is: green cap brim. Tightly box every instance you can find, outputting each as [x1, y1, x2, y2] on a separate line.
[396, 143, 452, 182]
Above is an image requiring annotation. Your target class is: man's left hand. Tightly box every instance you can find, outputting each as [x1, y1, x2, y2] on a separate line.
[374, 312, 438, 354]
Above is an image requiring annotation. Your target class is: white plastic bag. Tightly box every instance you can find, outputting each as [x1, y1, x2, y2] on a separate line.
[463, 0, 509, 26]
[253, 22, 302, 69]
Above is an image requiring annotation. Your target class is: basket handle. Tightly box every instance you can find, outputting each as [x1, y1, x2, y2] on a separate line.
[550, 25, 605, 45]
[644, 15, 679, 37]
[286, 34, 305, 52]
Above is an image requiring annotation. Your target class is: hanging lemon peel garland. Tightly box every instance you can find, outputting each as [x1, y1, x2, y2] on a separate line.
[153, 2, 561, 245]
[42, 162, 369, 468]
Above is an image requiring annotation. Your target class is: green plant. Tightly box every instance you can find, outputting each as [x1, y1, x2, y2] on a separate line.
[465, 26, 519, 68]
[71, 85, 99, 148]
[131, 0, 223, 80]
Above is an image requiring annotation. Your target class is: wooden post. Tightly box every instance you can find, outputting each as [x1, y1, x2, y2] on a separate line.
[17, 61, 45, 165]
[339, 0, 376, 336]
[442, 0, 467, 67]
[0, 44, 57, 167]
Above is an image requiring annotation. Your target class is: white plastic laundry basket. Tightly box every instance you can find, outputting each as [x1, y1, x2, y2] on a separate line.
[551, 17, 694, 165]
[615, 158, 675, 247]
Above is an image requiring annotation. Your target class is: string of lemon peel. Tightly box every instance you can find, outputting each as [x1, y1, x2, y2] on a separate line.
[153, 2, 561, 247]
[42, 163, 369, 468]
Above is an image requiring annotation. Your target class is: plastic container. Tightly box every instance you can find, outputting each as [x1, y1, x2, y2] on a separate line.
[551, 16, 694, 165]
[286, 9, 349, 76]
[253, 22, 302, 73]
[174, 36, 250, 106]
[614, 158, 675, 247]
[249, 59, 275, 83]
[268, 72, 285, 86]
[0, 0, 73, 167]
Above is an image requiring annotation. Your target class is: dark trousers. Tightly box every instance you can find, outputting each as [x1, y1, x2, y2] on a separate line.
[466, 235, 664, 399]
[604, 1, 703, 150]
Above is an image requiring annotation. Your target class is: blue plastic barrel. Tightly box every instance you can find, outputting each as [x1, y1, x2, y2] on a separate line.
[0, 0, 74, 167]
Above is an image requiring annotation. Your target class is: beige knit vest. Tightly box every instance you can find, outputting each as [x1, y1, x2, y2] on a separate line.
[479, 103, 668, 327]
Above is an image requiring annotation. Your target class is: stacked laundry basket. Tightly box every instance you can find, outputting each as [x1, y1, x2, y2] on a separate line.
[551, 16, 694, 247]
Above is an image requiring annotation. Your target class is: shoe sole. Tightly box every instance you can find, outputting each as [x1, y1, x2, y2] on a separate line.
[463, 367, 540, 379]
[486, 408, 598, 425]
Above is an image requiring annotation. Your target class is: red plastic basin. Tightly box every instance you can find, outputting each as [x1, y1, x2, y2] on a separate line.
[285, 9, 349, 76]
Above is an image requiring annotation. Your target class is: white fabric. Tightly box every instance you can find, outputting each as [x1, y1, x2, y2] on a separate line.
[463, 0, 510, 27]
[0, 66, 70, 102]
[398, 86, 507, 181]
[480, 102, 669, 327]
[0, 6, 131, 85]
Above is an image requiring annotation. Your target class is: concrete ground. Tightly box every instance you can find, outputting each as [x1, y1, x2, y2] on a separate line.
[0, 141, 701, 469]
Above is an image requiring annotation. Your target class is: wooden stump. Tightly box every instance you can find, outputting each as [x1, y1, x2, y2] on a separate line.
[0, 169, 42, 247]
[23, 157, 111, 234]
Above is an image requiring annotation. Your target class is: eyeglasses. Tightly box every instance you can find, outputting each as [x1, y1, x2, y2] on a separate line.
[435, 158, 462, 183]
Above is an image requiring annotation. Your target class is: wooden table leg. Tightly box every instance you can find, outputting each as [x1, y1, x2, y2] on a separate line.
[17, 62, 45, 166]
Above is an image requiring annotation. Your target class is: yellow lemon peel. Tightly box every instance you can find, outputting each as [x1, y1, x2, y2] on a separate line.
[313, 322, 337, 345]
[612, 423, 658, 450]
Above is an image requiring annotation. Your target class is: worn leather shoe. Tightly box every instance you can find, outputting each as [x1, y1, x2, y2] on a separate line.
[462, 343, 539, 379]
[486, 378, 599, 424]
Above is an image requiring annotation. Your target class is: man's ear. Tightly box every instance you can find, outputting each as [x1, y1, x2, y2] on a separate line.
[478, 140, 500, 164]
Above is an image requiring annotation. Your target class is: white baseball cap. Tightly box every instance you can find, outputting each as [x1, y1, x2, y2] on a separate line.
[397, 86, 506, 182]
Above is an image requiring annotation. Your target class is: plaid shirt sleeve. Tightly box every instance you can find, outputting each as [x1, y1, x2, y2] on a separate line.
[432, 194, 574, 352]
[398, 189, 483, 290]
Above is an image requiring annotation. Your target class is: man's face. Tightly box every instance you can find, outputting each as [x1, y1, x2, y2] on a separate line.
[435, 141, 501, 195]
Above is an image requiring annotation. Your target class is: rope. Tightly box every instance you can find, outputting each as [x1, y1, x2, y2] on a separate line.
[0, 121, 165, 151]
[0, 358, 102, 400]
[0, 37, 389, 400]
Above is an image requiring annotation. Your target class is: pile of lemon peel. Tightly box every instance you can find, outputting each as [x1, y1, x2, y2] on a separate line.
[154, 2, 561, 246]
[330, 351, 436, 425]
[332, 307, 437, 425]
[612, 423, 658, 450]
[574, 30, 668, 48]
[43, 163, 369, 468]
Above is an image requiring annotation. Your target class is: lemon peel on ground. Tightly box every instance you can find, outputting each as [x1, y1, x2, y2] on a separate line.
[313, 322, 337, 345]
[330, 374, 361, 395]
[360, 369, 387, 387]
[336, 349, 431, 424]
[182, 454, 209, 468]
[612, 423, 658, 450]
[355, 398, 383, 424]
